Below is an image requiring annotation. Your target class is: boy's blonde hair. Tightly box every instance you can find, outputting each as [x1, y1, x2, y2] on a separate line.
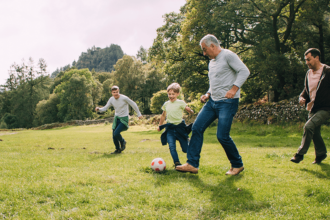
[167, 83, 181, 93]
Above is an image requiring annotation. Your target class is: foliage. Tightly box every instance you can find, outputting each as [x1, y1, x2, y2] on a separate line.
[34, 93, 60, 126]
[136, 46, 148, 63]
[54, 69, 95, 122]
[75, 45, 124, 72]
[150, 0, 330, 103]
[113, 55, 166, 114]
[94, 71, 113, 84]
[0, 121, 7, 129]
[0, 113, 18, 129]
[50, 45, 124, 78]
[1, 58, 51, 128]
[186, 93, 204, 114]
[150, 90, 169, 114]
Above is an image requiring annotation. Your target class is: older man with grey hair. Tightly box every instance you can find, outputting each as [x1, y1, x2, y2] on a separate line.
[176, 34, 250, 175]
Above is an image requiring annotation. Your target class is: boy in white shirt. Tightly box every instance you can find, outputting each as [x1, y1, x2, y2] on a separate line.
[158, 83, 194, 167]
[96, 86, 142, 154]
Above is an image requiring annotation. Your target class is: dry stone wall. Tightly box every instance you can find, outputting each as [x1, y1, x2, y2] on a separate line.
[235, 96, 308, 124]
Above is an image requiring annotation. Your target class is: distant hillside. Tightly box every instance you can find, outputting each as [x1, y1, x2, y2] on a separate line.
[51, 44, 124, 78]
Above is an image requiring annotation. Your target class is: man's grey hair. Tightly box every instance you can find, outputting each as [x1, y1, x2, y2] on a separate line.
[200, 34, 221, 48]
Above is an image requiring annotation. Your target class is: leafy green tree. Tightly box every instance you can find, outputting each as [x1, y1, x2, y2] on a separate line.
[0, 113, 18, 129]
[34, 93, 60, 126]
[54, 69, 95, 121]
[94, 72, 113, 84]
[149, 10, 210, 98]
[137, 46, 148, 63]
[100, 78, 113, 106]
[113, 55, 165, 113]
[2, 58, 51, 128]
[150, 0, 330, 103]
[75, 44, 124, 72]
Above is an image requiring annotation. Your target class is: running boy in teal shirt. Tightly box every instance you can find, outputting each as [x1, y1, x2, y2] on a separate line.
[157, 83, 194, 167]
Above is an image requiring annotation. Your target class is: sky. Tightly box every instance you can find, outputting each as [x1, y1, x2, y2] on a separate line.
[0, 0, 186, 85]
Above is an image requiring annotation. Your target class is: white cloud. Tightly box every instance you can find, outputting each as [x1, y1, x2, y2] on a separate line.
[0, 0, 185, 85]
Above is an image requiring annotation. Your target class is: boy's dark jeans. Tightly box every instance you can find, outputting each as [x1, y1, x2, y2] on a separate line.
[113, 119, 126, 150]
[297, 110, 330, 156]
[166, 128, 188, 164]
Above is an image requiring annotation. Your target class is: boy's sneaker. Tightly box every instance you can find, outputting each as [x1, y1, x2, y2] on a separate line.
[312, 154, 327, 164]
[111, 149, 121, 154]
[290, 153, 304, 163]
[120, 140, 126, 151]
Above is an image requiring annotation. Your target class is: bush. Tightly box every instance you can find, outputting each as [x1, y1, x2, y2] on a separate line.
[0, 121, 7, 129]
[150, 90, 169, 114]
[34, 94, 60, 126]
[1, 113, 19, 129]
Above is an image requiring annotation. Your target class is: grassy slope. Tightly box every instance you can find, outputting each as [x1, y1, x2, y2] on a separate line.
[0, 123, 329, 219]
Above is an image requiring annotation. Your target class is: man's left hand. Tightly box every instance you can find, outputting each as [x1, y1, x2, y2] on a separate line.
[225, 85, 239, 99]
[138, 116, 143, 119]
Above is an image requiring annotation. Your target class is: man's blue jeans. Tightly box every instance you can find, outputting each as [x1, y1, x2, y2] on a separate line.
[187, 97, 243, 168]
[113, 119, 126, 150]
[166, 128, 188, 164]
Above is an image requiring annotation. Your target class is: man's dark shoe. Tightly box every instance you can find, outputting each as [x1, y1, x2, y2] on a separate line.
[111, 149, 121, 154]
[120, 140, 126, 151]
[312, 154, 327, 164]
[290, 153, 304, 163]
[174, 162, 182, 168]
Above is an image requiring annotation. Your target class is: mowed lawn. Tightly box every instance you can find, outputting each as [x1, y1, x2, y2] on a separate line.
[0, 122, 330, 219]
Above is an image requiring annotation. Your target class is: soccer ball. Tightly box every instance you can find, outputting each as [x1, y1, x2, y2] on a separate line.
[151, 158, 166, 172]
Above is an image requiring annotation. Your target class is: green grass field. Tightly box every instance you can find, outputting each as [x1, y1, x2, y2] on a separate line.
[0, 122, 329, 219]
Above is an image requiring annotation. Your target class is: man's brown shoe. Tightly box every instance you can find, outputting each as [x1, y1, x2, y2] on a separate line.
[225, 167, 244, 175]
[175, 163, 198, 174]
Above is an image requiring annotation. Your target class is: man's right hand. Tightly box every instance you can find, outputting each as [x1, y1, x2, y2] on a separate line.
[95, 107, 99, 112]
[299, 97, 306, 106]
[200, 94, 210, 103]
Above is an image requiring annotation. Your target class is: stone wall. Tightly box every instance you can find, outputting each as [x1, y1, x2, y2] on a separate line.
[235, 96, 308, 124]
[32, 98, 314, 130]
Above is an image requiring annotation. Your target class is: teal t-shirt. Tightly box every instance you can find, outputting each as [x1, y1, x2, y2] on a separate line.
[161, 99, 186, 125]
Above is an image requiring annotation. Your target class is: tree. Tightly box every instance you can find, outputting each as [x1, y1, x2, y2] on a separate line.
[112, 55, 166, 113]
[2, 58, 51, 128]
[137, 46, 148, 63]
[54, 68, 97, 121]
[75, 44, 124, 72]
[150, 0, 330, 102]
[0, 113, 18, 129]
[34, 93, 60, 126]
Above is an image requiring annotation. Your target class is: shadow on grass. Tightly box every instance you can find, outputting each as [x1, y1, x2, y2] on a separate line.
[140, 167, 269, 217]
[89, 152, 123, 161]
[186, 175, 270, 217]
[300, 163, 330, 179]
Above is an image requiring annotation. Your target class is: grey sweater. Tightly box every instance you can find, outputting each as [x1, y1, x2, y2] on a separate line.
[207, 49, 250, 101]
[99, 94, 142, 117]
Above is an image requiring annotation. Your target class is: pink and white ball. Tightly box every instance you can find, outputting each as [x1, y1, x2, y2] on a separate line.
[151, 158, 166, 172]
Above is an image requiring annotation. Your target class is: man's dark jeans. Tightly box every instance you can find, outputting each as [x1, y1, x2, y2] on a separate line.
[166, 128, 188, 164]
[113, 119, 126, 150]
[187, 97, 243, 168]
[297, 110, 330, 156]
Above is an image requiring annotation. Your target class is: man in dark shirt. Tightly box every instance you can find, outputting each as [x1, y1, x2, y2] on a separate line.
[291, 48, 330, 164]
